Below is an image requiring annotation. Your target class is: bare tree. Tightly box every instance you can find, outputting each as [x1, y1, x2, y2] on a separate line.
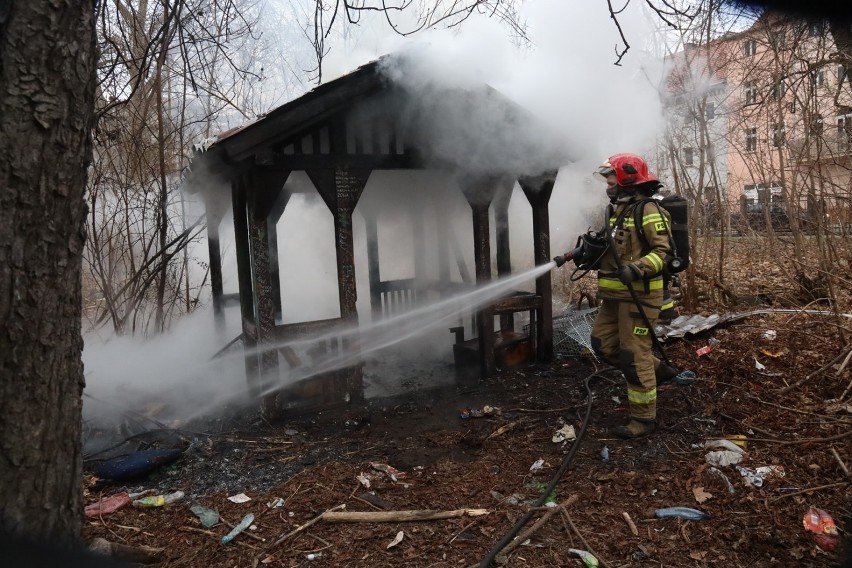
[0, 1, 95, 545]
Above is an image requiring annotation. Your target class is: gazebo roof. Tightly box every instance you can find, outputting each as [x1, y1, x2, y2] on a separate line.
[193, 54, 568, 179]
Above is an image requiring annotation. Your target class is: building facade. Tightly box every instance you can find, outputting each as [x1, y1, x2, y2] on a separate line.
[657, 12, 852, 233]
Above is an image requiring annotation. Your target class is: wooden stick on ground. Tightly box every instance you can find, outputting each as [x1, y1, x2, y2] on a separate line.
[493, 495, 579, 563]
[830, 447, 851, 479]
[252, 504, 346, 568]
[621, 512, 639, 536]
[776, 345, 852, 395]
[322, 508, 489, 523]
[562, 508, 610, 568]
[770, 481, 849, 502]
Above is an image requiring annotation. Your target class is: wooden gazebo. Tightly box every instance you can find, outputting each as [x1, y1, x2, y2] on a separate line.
[189, 56, 566, 415]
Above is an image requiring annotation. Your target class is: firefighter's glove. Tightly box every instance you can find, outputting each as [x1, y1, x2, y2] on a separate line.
[553, 254, 567, 268]
[616, 263, 642, 285]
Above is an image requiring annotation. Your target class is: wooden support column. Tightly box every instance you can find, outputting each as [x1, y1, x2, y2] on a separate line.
[307, 166, 371, 402]
[494, 178, 515, 331]
[206, 189, 230, 333]
[460, 177, 499, 379]
[247, 170, 288, 416]
[519, 171, 557, 362]
[267, 186, 292, 324]
[364, 213, 382, 320]
[231, 177, 259, 397]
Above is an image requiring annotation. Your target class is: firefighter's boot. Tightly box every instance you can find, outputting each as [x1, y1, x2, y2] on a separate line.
[612, 418, 656, 439]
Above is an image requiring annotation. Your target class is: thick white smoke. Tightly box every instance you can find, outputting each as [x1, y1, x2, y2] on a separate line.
[82, 0, 669, 425]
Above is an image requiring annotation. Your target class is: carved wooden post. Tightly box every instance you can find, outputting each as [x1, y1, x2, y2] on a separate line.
[307, 167, 371, 402]
[459, 176, 500, 379]
[494, 178, 515, 331]
[231, 176, 259, 397]
[519, 171, 556, 362]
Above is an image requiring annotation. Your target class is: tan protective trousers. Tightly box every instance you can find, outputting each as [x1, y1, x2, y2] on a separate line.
[590, 299, 660, 421]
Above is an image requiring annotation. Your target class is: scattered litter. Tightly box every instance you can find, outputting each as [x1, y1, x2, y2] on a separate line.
[386, 530, 404, 549]
[227, 493, 252, 504]
[85, 492, 131, 518]
[762, 330, 777, 340]
[705, 450, 744, 467]
[552, 424, 576, 443]
[370, 462, 407, 481]
[189, 504, 219, 528]
[356, 473, 371, 489]
[266, 497, 284, 508]
[529, 458, 545, 473]
[755, 359, 766, 370]
[89, 448, 184, 481]
[600, 446, 610, 463]
[695, 439, 745, 454]
[568, 548, 599, 567]
[221, 513, 255, 545]
[670, 370, 697, 385]
[611, 396, 621, 404]
[306, 552, 323, 560]
[727, 434, 748, 448]
[655, 507, 710, 521]
[803, 507, 839, 551]
[755, 465, 785, 481]
[459, 405, 501, 419]
[759, 348, 784, 358]
[736, 465, 785, 488]
[709, 467, 736, 495]
[132, 490, 184, 508]
[696, 338, 721, 357]
[774, 486, 799, 493]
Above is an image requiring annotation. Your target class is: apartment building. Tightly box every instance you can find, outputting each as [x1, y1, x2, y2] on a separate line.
[656, 11, 852, 231]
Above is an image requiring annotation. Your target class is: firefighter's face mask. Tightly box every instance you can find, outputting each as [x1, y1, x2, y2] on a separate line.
[604, 174, 619, 202]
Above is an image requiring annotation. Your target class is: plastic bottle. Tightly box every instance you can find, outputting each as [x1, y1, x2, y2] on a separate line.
[221, 513, 255, 545]
[655, 507, 710, 520]
[131, 490, 184, 508]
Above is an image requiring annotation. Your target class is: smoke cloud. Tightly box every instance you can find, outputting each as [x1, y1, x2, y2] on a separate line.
[82, 0, 669, 429]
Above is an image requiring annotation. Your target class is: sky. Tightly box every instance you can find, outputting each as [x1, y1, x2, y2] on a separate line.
[82, 0, 673, 428]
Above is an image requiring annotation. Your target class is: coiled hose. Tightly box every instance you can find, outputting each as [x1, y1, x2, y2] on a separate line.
[476, 370, 606, 567]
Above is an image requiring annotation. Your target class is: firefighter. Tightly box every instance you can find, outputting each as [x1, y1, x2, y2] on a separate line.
[585, 154, 676, 438]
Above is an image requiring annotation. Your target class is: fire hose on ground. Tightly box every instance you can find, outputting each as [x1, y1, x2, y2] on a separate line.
[476, 369, 610, 568]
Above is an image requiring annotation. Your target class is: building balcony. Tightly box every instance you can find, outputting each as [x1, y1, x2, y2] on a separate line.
[788, 129, 852, 163]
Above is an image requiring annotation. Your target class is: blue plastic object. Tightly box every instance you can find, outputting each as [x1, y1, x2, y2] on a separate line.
[655, 507, 710, 521]
[90, 448, 183, 481]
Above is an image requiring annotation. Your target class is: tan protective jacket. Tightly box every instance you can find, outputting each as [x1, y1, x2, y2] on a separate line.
[597, 196, 671, 303]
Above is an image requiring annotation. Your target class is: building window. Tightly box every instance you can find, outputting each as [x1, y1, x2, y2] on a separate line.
[744, 81, 758, 105]
[789, 99, 797, 114]
[683, 147, 694, 166]
[771, 30, 786, 49]
[839, 64, 848, 84]
[743, 38, 757, 56]
[745, 127, 758, 152]
[772, 123, 786, 147]
[770, 78, 786, 100]
[811, 67, 825, 89]
[704, 101, 716, 120]
[838, 111, 852, 151]
[810, 114, 824, 135]
[704, 144, 714, 162]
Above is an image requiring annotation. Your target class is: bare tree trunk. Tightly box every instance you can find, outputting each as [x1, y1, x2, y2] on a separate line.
[0, 0, 95, 545]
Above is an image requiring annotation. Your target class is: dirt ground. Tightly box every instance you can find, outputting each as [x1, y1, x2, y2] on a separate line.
[84, 308, 852, 568]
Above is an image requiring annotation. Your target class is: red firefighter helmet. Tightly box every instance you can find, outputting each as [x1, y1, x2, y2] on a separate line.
[607, 153, 657, 187]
